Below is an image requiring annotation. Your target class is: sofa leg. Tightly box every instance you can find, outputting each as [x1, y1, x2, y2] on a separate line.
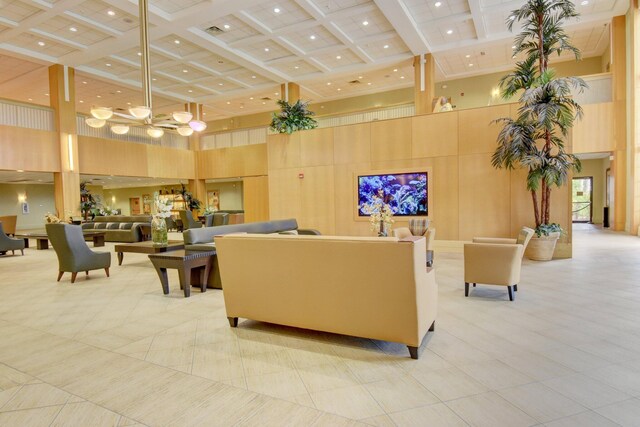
[105, 268, 110, 278]
[227, 317, 238, 328]
[71, 272, 77, 283]
[57, 271, 64, 282]
[86, 271, 89, 275]
[20, 249, 24, 256]
[473, 283, 476, 287]
[465, 282, 469, 297]
[429, 321, 435, 332]
[407, 346, 420, 359]
[508, 286, 514, 301]
[514, 284, 518, 292]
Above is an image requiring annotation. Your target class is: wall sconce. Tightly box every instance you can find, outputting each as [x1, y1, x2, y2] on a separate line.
[491, 87, 500, 98]
[111, 196, 116, 203]
[68, 134, 74, 171]
[18, 194, 26, 202]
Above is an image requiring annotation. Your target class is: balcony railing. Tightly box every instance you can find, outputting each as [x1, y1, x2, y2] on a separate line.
[0, 99, 54, 131]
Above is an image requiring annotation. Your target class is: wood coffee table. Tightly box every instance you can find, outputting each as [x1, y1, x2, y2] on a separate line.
[148, 250, 215, 298]
[82, 230, 106, 247]
[15, 230, 106, 250]
[114, 240, 184, 265]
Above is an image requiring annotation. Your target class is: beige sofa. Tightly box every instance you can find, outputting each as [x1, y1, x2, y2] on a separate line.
[81, 215, 151, 243]
[215, 234, 437, 359]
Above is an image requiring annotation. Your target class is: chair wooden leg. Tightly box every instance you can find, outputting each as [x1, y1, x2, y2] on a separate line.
[465, 282, 469, 297]
[71, 272, 78, 283]
[57, 271, 64, 282]
[514, 284, 518, 292]
[105, 268, 110, 277]
[20, 249, 24, 255]
[86, 271, 89, 275]
[11, 250, 14, 255]
[508, 286, 514, 301]
[429, 321, 435, 332]
[227, 317, 238, 327]
[473, 283, 476, 287]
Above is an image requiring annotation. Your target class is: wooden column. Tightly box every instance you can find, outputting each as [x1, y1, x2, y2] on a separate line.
[611, 16, 627, 231]
[280, 82, 300, 103]
[185, 102, 206, 213]
[630, 2, 640, 234]
[413, 54, 436, 115]
[49, 64, 80, 220]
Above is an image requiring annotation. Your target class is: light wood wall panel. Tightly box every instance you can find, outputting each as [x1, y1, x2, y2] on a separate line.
[146, 145, 195, 179]
[573, 103, 615, 153]
[300, 127, 334, 167]
[371, 118, 412, 162]
[300, 166, 336, 234]
[412, 112, 458, 158]
[78, 136, 147, 176]
[333, 163, 372, 236]
[268, 168, 302, 221]
[458, 105, 509, 155]
[334, 123, 371, 164]
[458, 153, 511, 240]
[199, 144, 268, 179]
[0, 126, 60, 172]
[268, 133, 301, 170]
[243, 175, 269, 223]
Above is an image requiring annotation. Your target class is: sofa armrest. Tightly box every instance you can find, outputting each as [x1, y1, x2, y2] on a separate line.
[472, 237, 517, 244]
[130, 222, 149, 242]
[298, 229, 321, 235]
[464, 243, 523, 286]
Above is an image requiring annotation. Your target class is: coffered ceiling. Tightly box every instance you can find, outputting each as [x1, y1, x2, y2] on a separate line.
[0, 0, 627, 119]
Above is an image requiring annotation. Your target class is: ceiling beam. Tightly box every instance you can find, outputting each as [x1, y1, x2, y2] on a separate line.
[373, 0, 431, 55]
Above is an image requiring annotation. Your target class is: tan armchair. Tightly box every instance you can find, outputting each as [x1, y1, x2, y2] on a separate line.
[393, 226, 436, 267]
[464, 227, 534, 301]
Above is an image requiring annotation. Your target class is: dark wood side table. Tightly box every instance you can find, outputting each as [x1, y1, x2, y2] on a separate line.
[82, 230, 106, 247]
[114, 240, 184, 265]
[148, 250, 215, 297]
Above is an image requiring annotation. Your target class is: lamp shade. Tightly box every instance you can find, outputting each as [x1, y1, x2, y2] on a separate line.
[172, 111, 193, 124]
[188, 119, 207, 132]
[85, 117, 106, 128]
[129, 106, 151, 119]
[147, 127, 164, 138]
[90, 106, 113, 120]
[177, 126, 194, 136]
[111, 124, 130, 135]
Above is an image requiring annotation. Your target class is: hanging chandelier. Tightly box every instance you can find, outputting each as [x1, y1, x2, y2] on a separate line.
[84, 0, 206, 138]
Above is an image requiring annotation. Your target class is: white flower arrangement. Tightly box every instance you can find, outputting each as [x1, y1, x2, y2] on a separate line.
[360, 190, 394, 236]
[154, 192, 173, 219]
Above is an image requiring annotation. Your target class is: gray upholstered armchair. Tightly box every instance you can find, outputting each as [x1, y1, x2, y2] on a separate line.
[212, 212, 229, 226]
[46, 223, 111, 283]
[0, 221, 25, 256]
[179, 210, 202, 230]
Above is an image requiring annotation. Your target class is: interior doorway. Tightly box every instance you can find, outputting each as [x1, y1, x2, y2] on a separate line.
[572, 177, 593, 223]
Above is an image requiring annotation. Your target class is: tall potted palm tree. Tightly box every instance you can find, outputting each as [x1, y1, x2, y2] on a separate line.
[492, 0, 586, 260]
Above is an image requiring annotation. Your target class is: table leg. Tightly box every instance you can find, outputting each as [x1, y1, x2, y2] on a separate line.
[190, 266, 207, 293]
[153, 266, 170, 295]
[117, 252, 123, 265]
[177, 267, 191, 298]
[36, 239, 49, 250]
[22, 238, 29, 248]
[93, 235, 105, 247]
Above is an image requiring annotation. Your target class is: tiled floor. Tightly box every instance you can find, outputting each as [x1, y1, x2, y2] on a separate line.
[0, 226, 639, 426]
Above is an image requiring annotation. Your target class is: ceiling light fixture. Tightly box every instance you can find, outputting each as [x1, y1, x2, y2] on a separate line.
[383, 44, 389, 48]
[435, 1, 442, 7]
[69, 27, 77, 32]
[274, 7, 280, 13]
[336, 55, 341, 59]
[224, 24, 230, 29]
[468, 63, 474, 67]
[83, 0, 207, 136]
[310, 35, 316, 40]
[580, 0, 588, 4]
[264, 47, 270, 52]
[465, 54, 470, 58]
[251, 75, 256, 78]
[362, 20, 369, 25]
[37, 41, 45, 46]
[107, 10, 115, 16]
[446, 29, 453, 34]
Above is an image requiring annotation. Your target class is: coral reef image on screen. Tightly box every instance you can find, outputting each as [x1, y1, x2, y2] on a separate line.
[358, 172, 428, 216]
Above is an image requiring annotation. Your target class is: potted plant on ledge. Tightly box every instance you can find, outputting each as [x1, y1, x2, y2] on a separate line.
[492, 0, 585, 261]
[270, 99, 318, 134]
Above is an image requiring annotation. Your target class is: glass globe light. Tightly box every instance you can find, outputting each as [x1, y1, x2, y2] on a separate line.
[188, 119, 207, 132]
[172, 111, 193, 124]
[129, 106, 151, 119]
[90, 106, 113, 120]
[147, 127, 164, 138]
[177, 126, 194, 136]
[110, 124, 130, 135]
[85, 117, 106, 128]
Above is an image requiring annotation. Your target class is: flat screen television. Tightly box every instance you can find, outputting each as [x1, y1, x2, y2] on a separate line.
[358, 172, 428, 216]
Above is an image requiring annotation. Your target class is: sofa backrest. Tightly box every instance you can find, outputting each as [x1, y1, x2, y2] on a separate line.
[91, 215, 152, 223]
[183, 218, 299, 245]
[215, 233, 436, 347]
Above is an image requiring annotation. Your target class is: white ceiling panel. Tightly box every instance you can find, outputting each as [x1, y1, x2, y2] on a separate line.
[0, 0, 43, 23]
[65, 1, 139, 33]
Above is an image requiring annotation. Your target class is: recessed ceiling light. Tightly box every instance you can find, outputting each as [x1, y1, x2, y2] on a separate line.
[182, 69, 188, 73]
[468, 63, 473, 67]
[97, 95, 102, 98]
[274, 7, 281, 13]
[446, 29, 453, 35]
[336, 55, 341, 59]
[465, 54, 470, 58]
[251, 75, 256, 78]
[17, 170, 24, 172]
[188, 89, 193, 93]
[45, 93, 49, 96]
[362, 20, 369, 26]
[223, 24, 230, 29]
[435, 1, 442, 7]
[218, 83, 224, 86]
[309, 35, 316, 40]
[28, 98, 32, 101]
[262, 101, 266, 105]
[226, 101, 231, 104]
[127, 102, 131, 105]
[358, 76, 363, 79]
[294, 66, 299, 69]
[107, 10, 115, 16]
[393, 68, 398, 72]
[174, 39, 180, 44]
[367, 82, 372, 85]
[37, 41, 45, 46]
[69, 27, 77, 32]
[79, 100, 83, 103]
[249, 97, 254, 100]
[264, 48, 270, 52]
[202, 112, 206, 115]
[152, 78, 157, 81]
[82, 81, 87, 84]
[105, 63, 111, 66]
[240, 105, 244, 108]
[337, 88, 341, 91]
[383, 44, 389, 49]
[509, 15, 516, 20]
[581, 0, 588, 4]
[137, 52, 142, 56]
[116, 90, 121, 93]
[400, 76, 405, 79]
[442, 84, 448, 89]
[274, 92, 279, 95]
[327, 82, 331, 85]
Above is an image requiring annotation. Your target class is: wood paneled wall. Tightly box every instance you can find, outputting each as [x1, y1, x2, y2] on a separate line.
[197, 144, 267, 179]
[77, 136, 195, 179]
[268, 105, 576, 257]
[0, 126, 60, 172]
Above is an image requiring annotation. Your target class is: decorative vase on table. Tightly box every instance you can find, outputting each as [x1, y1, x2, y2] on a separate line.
[151, 216, 168, 247]
[152, 191, 173, 247]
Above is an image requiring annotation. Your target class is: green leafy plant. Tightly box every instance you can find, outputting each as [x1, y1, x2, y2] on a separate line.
[270, 99, 318, 134]
[178, 184, 202, 211]
[79, 181, 96, 220]
[534, 223, 564, 237]
[492, 0, 585, 237]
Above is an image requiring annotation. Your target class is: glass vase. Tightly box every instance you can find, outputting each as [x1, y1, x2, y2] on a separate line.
[151, 216, 168, 247]
[377, 221, 389, 237]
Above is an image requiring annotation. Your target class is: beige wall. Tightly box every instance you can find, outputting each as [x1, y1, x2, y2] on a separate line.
[102, 185, 183, 215]
[0, 183, 56, 230]
[205, 181, 243, 210]
[575, 158, 611, 224]
[267, 105, 572, 257]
